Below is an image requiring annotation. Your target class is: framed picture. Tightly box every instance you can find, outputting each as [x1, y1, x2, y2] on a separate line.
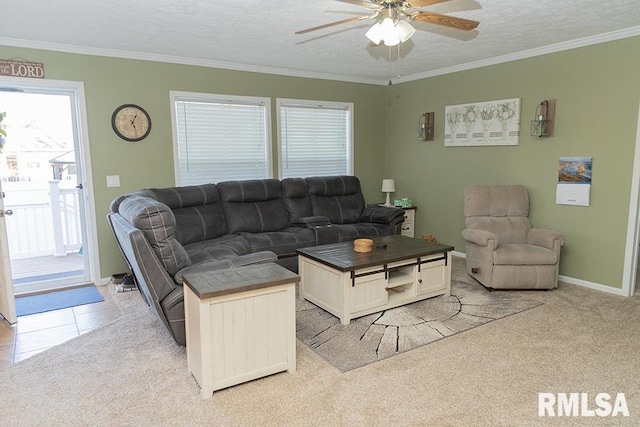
[445, 98, 521, 146]
[556, 157, 592, 206]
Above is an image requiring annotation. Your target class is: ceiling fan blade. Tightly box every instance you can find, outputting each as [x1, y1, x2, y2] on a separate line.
[335, 0, 382, 10]
[405, 0, 452, 8]
[295, 15, 373, 35]
[411, 11, 479, 31]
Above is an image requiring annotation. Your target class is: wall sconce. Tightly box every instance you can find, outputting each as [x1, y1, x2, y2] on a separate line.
[530, 99, 556, 138]
[381, 178, 395, 207]
[418, 112, 434, 141]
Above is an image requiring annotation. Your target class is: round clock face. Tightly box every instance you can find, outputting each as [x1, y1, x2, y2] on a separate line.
[111, 104, 152, 142]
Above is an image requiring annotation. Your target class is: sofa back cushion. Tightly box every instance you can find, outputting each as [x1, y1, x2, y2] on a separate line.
[137, 185, 227, 245]
[218, 179, 290, 233]
[281, 178, 313, 221]
[118, 196, 192, 276]
[306, 176, 365, 224]
[464, 184, 531, 244]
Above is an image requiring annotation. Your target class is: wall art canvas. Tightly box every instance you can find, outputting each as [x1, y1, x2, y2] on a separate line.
[445, 98, 521, 146]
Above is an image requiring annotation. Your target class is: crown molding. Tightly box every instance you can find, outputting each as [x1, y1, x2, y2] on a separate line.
[395, 26, 640, 84]
[0, 37, 383, 86]
[1, 26, 639, 87]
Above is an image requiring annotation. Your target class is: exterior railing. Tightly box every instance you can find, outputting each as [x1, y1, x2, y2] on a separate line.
[4, 180, 82, 259]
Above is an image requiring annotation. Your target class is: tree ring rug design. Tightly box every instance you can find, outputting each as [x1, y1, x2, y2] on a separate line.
[296, 260, 543, 372]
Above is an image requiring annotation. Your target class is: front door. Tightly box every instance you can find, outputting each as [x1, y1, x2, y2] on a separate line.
[0, 178, 16, 323]
[0, 78, 98, 303]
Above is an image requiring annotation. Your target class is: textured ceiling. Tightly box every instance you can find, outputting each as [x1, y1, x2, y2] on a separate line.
[1, 0, 640, 85]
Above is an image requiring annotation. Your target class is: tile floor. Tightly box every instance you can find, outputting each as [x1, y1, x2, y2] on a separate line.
[0, 285, 122, 369]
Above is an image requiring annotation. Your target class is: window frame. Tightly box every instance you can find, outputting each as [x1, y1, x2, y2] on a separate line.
[276, 98, 354, 179]
[170, 90, 273, 186]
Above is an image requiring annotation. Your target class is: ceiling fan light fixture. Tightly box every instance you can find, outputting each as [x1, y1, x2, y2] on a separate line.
[365, 21, 385, 45]
[395, 20, 416, 43]
[366, 17, 415, 47]
[381, 17, 401, 46]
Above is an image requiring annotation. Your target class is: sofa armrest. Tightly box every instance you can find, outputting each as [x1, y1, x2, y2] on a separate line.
[361, 205, 405, 224]
[462, 228, 499, 249]
[291, 216, 330, 228]
[527, 228, 565, 251]
[173, 251, 278, 284]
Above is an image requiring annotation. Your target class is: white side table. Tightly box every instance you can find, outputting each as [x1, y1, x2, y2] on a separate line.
[401, 206, 416, 238]
[183, 263, 299, 398]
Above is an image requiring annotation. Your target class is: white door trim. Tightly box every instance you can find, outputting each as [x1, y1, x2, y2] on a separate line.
[622, 102, 640, 297]
[0, 76, 101, 288]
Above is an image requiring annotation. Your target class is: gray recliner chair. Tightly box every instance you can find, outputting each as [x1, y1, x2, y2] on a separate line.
[461, 184, 565, 290]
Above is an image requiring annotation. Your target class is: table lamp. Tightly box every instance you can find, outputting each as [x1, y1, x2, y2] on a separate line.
[381, 179, 395, 207]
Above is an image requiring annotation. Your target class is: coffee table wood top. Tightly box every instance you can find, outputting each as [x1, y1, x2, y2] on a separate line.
[297, 235, 454, 272]
[183, 262, 300, 300]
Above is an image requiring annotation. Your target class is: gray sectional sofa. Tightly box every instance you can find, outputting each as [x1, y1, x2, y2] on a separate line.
[107, 175, 405, 346]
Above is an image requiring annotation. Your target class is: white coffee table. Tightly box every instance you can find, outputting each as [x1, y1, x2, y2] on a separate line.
[298, 235, 453, 325]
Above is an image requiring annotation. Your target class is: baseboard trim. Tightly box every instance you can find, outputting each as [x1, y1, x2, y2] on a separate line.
[453, 251, 626, 296]
[558, 275, 626, 296]
[452, 251, 466, 259]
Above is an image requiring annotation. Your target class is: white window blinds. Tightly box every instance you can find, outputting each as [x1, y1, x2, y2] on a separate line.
[172, 93, 271, 185]
[278, 99, 353, 179]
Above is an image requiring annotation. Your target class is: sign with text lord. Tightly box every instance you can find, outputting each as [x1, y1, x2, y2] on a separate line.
[0, 59, 45, 79]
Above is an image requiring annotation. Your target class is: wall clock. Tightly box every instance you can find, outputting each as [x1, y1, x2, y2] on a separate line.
[111, 104, 152, 142]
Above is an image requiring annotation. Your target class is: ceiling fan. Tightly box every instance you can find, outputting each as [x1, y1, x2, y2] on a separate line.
[295, 0, 479, 46]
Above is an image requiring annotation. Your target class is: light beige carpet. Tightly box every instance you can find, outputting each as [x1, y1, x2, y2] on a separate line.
[1, 257, 639, 426]
[297, 259, 542, 372]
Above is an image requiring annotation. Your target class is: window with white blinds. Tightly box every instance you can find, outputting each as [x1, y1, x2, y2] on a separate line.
[171, 92, 271, 186]
[277, 99, 353, 179]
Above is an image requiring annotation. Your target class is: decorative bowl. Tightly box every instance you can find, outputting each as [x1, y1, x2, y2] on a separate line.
[353, 238, 373, 253]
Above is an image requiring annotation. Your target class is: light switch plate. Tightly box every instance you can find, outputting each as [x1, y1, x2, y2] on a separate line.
[106, 175, 120, 187]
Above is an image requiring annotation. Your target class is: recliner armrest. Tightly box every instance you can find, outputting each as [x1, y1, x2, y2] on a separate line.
[462, 228, 499, 248]
[361, 205, 405, 224]
[527, 228, 565, 251]
[173, 251, 278, 284]
[291, 216, 331, 228]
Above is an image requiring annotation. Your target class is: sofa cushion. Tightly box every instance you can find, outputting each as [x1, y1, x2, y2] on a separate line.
[183, 234, 252, 264]
[361, 205, 405, 224]
[331, 223, 390, 242]
[138, 185, 227, 244]
[494, 244, 558, 265]
[464, 185, 529, 218]
[282, 178, 313, 221]
[306, 176, 365, 224]
[118, 197, 191, 276]
[464, 184, 531, 244]
[139, 184, 219, 209]
[218, 179, 290, 233]
[239, 227, 316, 258]
[465, 217, 531, 245]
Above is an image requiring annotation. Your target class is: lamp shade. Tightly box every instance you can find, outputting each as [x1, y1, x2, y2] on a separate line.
[365, 22, 385, 45]
[379, 18, 399, 46]
[395, 20, 416, 43]
[365, 18, 415, 47]
[381, 179, 396, 192]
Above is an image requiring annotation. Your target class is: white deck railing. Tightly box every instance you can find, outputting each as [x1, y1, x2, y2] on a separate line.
[4, 180, 82, 259]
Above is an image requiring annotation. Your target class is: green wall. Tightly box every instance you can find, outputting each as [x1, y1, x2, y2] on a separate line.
[0, 46, 387, 278]
[2, 35, 639, 290]
[384, 36, 640, 289]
